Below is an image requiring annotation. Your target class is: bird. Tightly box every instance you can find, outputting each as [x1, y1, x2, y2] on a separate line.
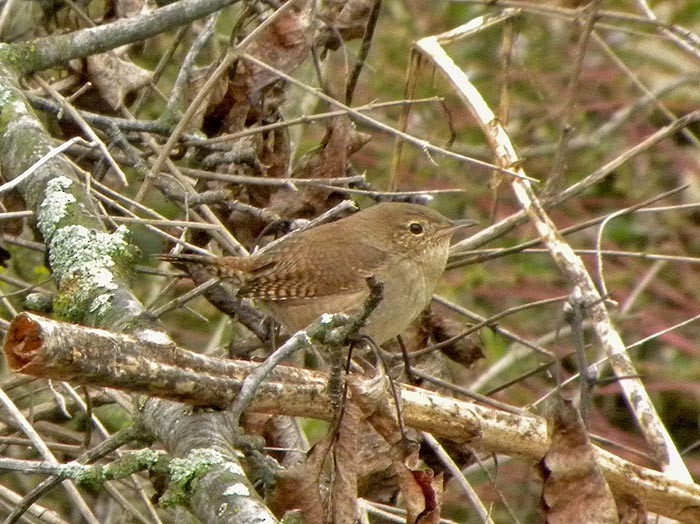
[159, 202, 475, 345]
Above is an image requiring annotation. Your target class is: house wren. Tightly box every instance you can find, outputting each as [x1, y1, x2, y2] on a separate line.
[160, 202, 475, 344]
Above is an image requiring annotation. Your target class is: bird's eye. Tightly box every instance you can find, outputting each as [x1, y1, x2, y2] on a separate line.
[409, 222, 424, 235]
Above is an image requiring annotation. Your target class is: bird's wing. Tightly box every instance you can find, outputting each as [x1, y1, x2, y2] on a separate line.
[239, 236, 390, 300]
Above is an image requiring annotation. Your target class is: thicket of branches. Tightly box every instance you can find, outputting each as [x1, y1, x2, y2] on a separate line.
[0, 0, 699, 522]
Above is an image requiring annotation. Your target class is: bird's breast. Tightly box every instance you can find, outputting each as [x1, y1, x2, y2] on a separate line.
[258, 241, 451, 345]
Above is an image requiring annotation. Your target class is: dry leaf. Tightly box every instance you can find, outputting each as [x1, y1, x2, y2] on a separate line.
[356, 424, 397, 502]
[413, 469, 444, 524]
[237, 0, 315, 95]
[420, 307, 484, 369]
[218, 0, 315, 133]
[317, 0, 374, 50]
[540, 397, 618, 524]
[330, 396, 361, 524]
[184, 66, 229, 133]
[393, 450, 444, 524]
[350, 373, 442, 524]
[340, 374, 402, 503]
[267, 394, 362, 524]
[86, 53, 151, 110]
[268, 437, 330, 523]
[269, 117, 370, 219]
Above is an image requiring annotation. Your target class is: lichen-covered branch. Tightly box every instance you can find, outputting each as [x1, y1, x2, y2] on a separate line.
[0, 448, 265, 516]
[0, 450, 169, 488]
[0, 0, 241, 75]
[0, 59, 276, 523]
[5, 312, 700, 523]
[139, 401, 278, 522]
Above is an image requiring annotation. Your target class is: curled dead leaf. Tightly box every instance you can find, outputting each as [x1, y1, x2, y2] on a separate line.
[540, 397, 618, 524]
[86, 53, 151, 110]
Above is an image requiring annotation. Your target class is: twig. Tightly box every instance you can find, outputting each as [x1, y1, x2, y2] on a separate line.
[33, 75, 129, 187]
[5, 312, 700, 523]
[239, 52, 529, 180]
[344, 0, 382, 105]
[0, 137, 96, 196]
[416, 20, 694, 482]
[546, 0, 601, 192]
[0, 388, 99, 524]
[422, 432, 495, 524]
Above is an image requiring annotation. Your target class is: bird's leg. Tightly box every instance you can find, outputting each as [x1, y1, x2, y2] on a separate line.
[326, 276, 384, 430]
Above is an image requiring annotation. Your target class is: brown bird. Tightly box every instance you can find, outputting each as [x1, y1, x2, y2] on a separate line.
[159, 202, 475, 345]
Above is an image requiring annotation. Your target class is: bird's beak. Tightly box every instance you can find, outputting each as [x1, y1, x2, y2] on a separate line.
[444, 218, 479, 234]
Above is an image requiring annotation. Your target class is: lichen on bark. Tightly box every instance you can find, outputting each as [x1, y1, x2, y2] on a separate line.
[50, 227, 138, 319]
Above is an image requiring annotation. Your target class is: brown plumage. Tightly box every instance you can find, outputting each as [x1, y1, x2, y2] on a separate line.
[159, 202, 474, 344]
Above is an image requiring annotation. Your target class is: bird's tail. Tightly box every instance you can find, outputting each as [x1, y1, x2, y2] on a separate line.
[156, 253, 245, 282]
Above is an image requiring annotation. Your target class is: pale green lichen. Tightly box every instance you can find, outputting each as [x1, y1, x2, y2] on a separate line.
[48, 223, 131, 277]
[0, 87, 15, 130]
[217, 503, 229, 517]
[163, 448, 228, 507]
[36, 176, 75, 239]
[222, 462, 244, 476]
[89, 293, 113, 316]
[11, 99, 27, 116]
[0, 74, 31, 117]
[0, 85, 11, 106]
[23, 292, 53, 312]
[169, 448, 226, 485]
[47, 224, 136, 321]
[62, 449, 167, 491]
[223, 483, 249, 497]
[59, 462, 92, 482]
[137, 449, 164, 468]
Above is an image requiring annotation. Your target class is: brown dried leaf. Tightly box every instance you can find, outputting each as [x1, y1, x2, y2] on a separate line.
[217, 0, 315, 133]
[269, 117, 370, 219]
[384, 325, 453, 390]
[421, 308, 484, 368]
[238, 0, 315, 95]
[413, 469, 444, 524]
[267, 395, 363, 523]
[317, 0, 374, 50]
[351, 373, 403, 445]
[293, 116, 370, 181]
[86, 53, 151, 110]
[540, 397, 618, 524]
[345, 374, 402, 502]
[258, 124, 291, 181]
[356, 423, 397, 502]
[268, 437, 330, 523]
[352, 374, 442, 524]
[393, 450, 444, 524]
[184, 67, 229, 133]
[330, 397, 361, 524]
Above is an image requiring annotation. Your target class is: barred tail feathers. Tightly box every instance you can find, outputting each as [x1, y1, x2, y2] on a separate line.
[157, 253, 245, 282]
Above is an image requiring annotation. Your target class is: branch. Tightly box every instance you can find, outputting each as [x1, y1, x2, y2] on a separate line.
[5, 312, 700, 523]
[0, 451, 168, 487]
[0, 0, 242, 75]
[413, 24, 695, 484]
[0, 58, 276, 523]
